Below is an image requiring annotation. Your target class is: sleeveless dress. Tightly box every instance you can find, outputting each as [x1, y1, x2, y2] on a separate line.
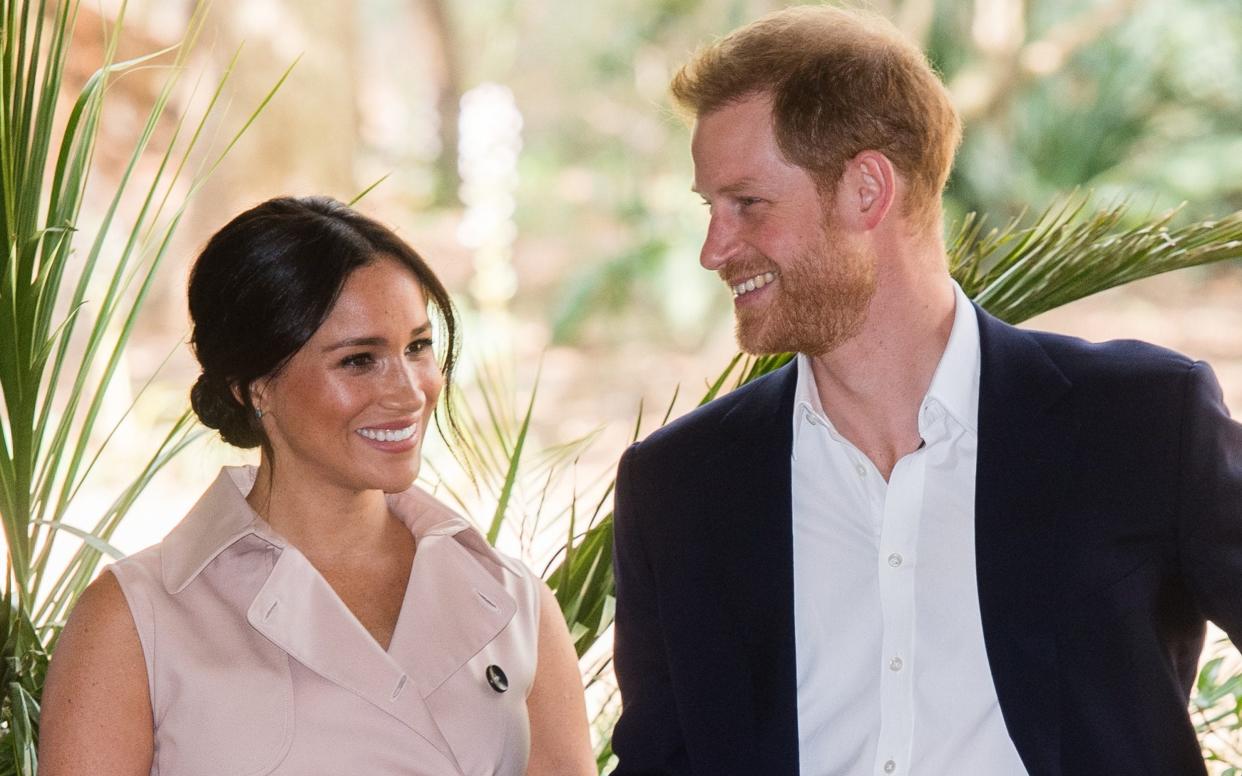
[109, 466, 541, 776]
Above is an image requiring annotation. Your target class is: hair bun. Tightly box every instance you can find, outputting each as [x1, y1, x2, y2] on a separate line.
[190, 373, 262, 448]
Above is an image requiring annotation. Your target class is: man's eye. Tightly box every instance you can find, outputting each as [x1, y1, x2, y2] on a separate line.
[340, 353, 374, 368]
[737, 196, 761, 208]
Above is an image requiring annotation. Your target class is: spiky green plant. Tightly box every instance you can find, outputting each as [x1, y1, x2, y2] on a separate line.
[457, 196, 1242, 772]
[1195, 636, 1242, 774]
[0, 2, 288, 769]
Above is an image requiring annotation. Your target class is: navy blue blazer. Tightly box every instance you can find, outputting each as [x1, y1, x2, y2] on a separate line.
[610, 306, 1242, 775]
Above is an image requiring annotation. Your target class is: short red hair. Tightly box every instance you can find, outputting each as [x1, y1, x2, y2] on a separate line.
[670, 5, 962, 231]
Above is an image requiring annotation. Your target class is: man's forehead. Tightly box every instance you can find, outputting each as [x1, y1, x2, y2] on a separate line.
[692, 95, 775, 141]
[690, 100, 796, 192]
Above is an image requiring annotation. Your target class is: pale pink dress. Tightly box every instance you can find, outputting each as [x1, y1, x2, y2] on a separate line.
[110, 466, 541, 776]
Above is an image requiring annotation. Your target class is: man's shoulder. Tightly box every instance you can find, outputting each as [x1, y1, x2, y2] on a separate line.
[1020, 325, 1197, 382]
[983, 310, 1198, 385]
[627, 360, 795, 465]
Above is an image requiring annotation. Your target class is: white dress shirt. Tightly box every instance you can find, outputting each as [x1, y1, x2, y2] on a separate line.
[791, 283, 1029, 775]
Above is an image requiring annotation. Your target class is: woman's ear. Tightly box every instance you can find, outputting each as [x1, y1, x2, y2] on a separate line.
[233, 378, 267, 417]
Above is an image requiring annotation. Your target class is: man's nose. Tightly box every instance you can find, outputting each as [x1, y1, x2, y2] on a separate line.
[699, 212, 739, 271]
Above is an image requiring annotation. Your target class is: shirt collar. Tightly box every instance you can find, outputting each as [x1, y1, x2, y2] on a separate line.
[790, 280, 980, 444]
[924, 281, 981, 435]
[159, 465, 500, 594]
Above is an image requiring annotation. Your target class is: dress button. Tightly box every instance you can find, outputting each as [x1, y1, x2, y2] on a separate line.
[884, 760, 897, 773]
[887, 553, 903, 568]
[485, 664, 509, 693]
[889, 656, 904, 672]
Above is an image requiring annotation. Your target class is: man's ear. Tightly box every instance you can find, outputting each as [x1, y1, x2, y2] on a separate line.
[844, 150, 896, 231]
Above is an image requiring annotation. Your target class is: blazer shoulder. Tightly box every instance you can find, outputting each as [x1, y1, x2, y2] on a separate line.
[1010, 321, 1198, 386]
[629, 361, 796, 462]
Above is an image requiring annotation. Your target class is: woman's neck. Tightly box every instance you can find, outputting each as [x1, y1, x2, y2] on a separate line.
[245, 458, 398, 566]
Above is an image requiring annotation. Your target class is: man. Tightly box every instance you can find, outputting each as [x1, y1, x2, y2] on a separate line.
[609, 5, 1242, 776]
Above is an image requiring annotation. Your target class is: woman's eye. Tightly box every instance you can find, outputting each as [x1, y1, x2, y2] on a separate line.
[407, 338, 434, 356]
[340, 353, 374, 368]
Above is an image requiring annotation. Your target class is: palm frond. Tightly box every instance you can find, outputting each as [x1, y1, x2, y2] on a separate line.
[953, 195, 1242, 324]
[0, 1, 286, 766]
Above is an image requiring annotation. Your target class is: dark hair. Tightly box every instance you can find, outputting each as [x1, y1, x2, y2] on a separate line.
[670, 5, 962, 232]
[188, 195, 461, 450]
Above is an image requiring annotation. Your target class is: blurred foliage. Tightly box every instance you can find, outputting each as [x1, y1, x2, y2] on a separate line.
[432, 0, 1242, 346]
[1196, 636, 1242, 773]
[0, 1, 282, 769]
[17, 0, 1242, 772]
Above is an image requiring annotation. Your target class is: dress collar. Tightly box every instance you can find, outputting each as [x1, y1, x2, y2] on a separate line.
[160, 465, 514, 595]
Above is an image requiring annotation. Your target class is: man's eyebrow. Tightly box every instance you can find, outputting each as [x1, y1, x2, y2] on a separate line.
[691, 179, 760, 197]
[321, 323, 431, 352]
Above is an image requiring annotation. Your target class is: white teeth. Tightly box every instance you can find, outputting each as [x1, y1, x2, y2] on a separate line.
[357, 424, 417, 442]
[732, 272, 778, 297]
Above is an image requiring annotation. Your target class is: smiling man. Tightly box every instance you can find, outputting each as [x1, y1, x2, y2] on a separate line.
[609, 5, 1242, 776]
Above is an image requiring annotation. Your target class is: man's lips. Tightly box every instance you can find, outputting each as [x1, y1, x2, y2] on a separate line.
[728, 271, 779, 298]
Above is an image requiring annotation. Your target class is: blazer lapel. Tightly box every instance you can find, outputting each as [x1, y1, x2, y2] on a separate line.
[974, 307, 1078, 776]
[706, 362, 801, 774]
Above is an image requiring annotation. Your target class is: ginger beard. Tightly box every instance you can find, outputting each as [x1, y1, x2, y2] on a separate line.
[730, 218, 877, 357]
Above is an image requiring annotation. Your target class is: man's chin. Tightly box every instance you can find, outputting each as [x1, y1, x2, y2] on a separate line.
[735, 324, 792, 356]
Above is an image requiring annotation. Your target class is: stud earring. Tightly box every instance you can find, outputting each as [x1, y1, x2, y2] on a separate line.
[254, 408, 264, 419]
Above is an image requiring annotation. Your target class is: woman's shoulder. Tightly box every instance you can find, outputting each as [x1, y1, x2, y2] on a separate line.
[60, 570, 140, 646]
[39, 570, 154, 773]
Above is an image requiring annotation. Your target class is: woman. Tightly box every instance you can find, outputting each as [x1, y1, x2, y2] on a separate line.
[40, 196, 596, 775]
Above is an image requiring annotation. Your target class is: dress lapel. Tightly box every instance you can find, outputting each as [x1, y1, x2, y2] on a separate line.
[245, 543, 464, 771]
[974, 307, 1078, 775]
[161, 466, 521, 773]
[385, 530, 518, 696]
[243, 487, 518, 774]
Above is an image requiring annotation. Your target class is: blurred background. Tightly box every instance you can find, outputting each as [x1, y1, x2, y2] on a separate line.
[42, 0, 1242, 760]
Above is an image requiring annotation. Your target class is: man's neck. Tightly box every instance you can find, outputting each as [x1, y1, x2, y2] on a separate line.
[808, 268, 957, 480]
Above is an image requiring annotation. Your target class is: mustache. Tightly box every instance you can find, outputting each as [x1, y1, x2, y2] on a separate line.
[719, 261, 779, 286]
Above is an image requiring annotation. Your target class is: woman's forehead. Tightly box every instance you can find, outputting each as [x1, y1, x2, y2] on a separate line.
[317, 260, 430, 336]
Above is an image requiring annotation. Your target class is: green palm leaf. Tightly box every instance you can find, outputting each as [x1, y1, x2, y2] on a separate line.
[0, 2, 286, 767]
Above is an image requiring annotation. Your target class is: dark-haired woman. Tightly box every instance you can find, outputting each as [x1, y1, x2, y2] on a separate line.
[40, 197, 596, 776]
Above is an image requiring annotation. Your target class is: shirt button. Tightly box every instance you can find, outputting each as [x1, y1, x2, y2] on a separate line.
[887, 553, 903, 568]
[855, 463, 867, 477]
[889, 656, 904, 672]
[884, 760, 897, 774]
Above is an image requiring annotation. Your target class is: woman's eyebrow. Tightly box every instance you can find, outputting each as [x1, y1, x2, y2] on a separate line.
[321, 323, 431, 352]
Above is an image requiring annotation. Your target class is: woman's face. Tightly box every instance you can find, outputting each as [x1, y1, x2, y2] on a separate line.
[256, 257, 445, 495]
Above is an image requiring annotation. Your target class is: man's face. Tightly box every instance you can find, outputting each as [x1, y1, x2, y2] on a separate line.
[691, 94, 875, 356]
